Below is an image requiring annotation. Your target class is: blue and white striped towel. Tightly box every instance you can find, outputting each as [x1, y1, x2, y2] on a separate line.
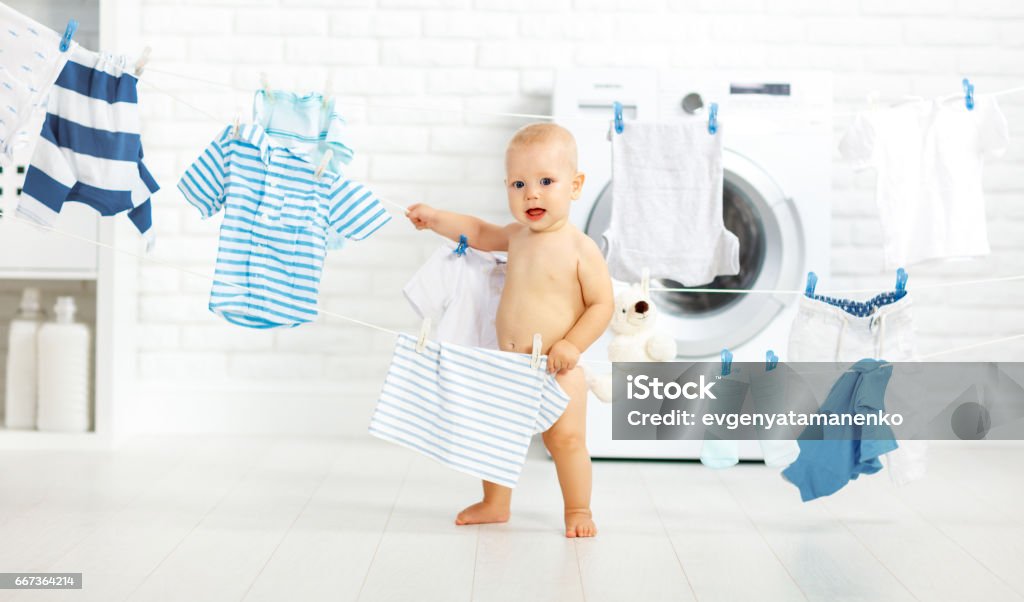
[369, 334, 571, 488]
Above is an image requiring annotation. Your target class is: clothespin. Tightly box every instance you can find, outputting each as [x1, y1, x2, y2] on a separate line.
[531, 334, 543, 370]
[895, 267, 908, 293]
[260, 72, 274, 101]
[962, 78, 975, 111]
[59, 20, 77, 53]
[323, 73, 333, 109]
[416, 317, 431, 353]
[720, 349, 733, 377]
[804, 272, 817, 297]
[133, 46, 152, 77]
[452, 234, 468, 257]
[314, 149, 334, 179]
[612, 101, 624, 135]
[640, 267, 651, 297]
[765, 350, 779, 372]
[233, 115, 242, 139]
[707, 102, 719, 135]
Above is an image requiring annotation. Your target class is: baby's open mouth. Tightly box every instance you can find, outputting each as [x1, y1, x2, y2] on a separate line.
[526, 208, 546, 221]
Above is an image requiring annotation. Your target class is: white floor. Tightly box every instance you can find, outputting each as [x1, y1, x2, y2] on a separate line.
[0, 436, 1022, 602]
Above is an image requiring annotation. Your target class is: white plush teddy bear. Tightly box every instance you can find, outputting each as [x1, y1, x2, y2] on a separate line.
[585, 282, 677, 403]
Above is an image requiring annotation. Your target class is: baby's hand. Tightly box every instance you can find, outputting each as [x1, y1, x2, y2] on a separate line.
[547, 339, 581, 374]
[406, 203, 436, 230]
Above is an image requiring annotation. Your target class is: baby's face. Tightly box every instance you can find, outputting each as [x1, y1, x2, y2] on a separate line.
[504, 141, 584, 233]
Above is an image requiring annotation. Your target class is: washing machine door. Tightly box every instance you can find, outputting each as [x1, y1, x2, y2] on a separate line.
[585, 149, 805, 357]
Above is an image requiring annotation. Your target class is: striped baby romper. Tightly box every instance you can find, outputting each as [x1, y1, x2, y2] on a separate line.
[369, 334, 571, 488]
[18, 46, 158, 246]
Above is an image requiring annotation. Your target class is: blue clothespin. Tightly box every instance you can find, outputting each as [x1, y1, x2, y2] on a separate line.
[720, 349, 733, 376]
[765, 350, 778, 372]
[59, 20, 78, 52]
[708, 102, 719, 135]
[804, 272, 817, 297]
[962, 78, 975, 111]
[895, 267, 908, 293]
[612, 101, 624, 135]
[452, 234, 468, 257]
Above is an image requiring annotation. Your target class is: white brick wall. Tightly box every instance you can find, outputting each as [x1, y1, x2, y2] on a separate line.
[119, 0, 1024, 432]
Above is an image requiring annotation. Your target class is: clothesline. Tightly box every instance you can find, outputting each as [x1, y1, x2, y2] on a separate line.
[141, 80, 1024, 298]
[16, 67, 1014, 364]
[6, 213, 1023, 364]
[143, 63, 1024, 124]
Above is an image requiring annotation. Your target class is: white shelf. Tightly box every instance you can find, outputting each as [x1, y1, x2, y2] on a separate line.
[0, 428, 112, 450]
[0, 271, 98, 281]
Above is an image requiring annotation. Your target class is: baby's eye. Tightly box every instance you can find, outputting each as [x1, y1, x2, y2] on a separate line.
[621, 308, 626, 313]
[540, 178, 553, 186]
[512, 181, 525, 189]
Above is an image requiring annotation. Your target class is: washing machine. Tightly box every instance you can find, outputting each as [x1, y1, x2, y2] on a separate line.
[552, 69, 833, 459]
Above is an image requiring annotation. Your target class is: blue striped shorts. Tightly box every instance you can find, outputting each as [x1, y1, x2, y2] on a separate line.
[369, 333, 571, 488]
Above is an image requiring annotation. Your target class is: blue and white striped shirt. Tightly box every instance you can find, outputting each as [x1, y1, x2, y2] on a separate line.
[369, 334, 571, 488]
[177, 123, 391, 328]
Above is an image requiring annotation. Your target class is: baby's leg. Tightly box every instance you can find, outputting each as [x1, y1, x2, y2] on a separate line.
[455, 480, 511, 525]
[543, 367, 597, 538]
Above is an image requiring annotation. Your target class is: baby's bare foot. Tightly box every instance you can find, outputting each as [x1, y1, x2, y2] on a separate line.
[455, 501, 510, 526]
[564, 509, 597, 538]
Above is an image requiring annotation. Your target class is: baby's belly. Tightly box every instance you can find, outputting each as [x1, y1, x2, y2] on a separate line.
[495, 294, 580, 355]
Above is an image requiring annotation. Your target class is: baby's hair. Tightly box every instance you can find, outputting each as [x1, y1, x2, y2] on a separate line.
[506, 122, 579, 172]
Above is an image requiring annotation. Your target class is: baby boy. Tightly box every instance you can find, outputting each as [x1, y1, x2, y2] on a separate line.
[406, 123, 614, 538]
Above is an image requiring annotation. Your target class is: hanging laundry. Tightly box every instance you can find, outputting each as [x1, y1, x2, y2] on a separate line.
[0, 4, 74, 164]
[253, 89, 353, 174]
[403, 239, 507, 350]
[254, 89, 355, 251]
[176, 123, 390, 328]
[839, 96, 1009, 269]
[18, 47, 158, 247]
[605, 120, 739, 286]
[781, 359, 899, 502]
[369, 334, 570, 488]
[698, 367, 801, 469]
[788, 287, 926, 486]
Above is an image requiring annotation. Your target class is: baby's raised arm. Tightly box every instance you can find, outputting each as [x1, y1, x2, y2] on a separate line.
[407, 203, 519, 252]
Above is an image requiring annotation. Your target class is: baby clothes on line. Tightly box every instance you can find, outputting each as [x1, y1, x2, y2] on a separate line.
[253, 89, 353, 174]
[18, 46, 158, 247]
[839, 96, 1009, 270]
[254, 90, 356, 251]
[605, 120, 739, 287]
[177, 123, 390, 328]
[403, 239, 507, 350]
[699, 367, 801, 469]
[788, 289, 926, 486]
[368, 333, 571, 488]
[0, 3, 74, 164]
[781, 359, 899, 502]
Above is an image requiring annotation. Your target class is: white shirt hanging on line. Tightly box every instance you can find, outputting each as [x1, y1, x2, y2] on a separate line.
[839, 96, 1009, 270]
[403, 240, 507, 350]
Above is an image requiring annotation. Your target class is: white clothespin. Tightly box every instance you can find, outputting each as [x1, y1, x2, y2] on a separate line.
[416, 318, 431, 353]
[233, 115, 241, 139]
[640, 267, 651, 297]
[530, 333, 543, 370]
[867, 91, 880, 111]
[133, 46, 152, 77]
[323, 73, 333, 109]
[260, 72, 274, 101]
[315, 149, 334, 179]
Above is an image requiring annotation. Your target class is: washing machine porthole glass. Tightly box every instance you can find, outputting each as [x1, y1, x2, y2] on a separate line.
[585, 173, 768, 317]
